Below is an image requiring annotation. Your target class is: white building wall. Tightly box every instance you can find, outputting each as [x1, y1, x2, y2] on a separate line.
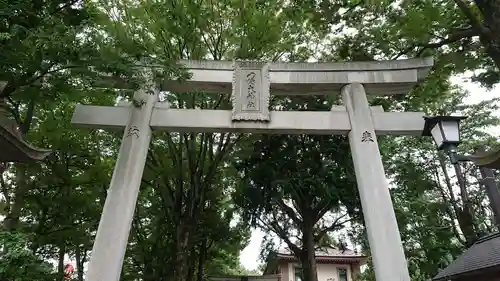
[317, 263, 337, 281]
[285, 262, 352, 281]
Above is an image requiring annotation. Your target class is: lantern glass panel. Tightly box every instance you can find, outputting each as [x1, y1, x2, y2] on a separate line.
[430, 123, 444, 149]
[440, 120, 460, 143]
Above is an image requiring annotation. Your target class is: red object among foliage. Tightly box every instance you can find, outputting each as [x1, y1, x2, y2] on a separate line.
[64, 264, 75, 279]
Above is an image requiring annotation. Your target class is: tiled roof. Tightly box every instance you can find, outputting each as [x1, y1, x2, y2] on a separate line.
[277, 247, 364, 258]
[275, 247, 367, 264]
[433, 232, 500, 281]
[209, 275, 280, 281]
[263, 247, 367, 274]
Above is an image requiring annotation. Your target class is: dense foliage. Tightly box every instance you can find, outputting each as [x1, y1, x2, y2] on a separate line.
[0, 0, 499, 281]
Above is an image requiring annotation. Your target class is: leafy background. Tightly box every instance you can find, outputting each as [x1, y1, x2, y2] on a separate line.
[0, 0, 499, 281]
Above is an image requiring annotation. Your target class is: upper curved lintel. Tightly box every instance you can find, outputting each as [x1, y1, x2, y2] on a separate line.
[164, 57, 434, 95]
[178, 57, 433, 73]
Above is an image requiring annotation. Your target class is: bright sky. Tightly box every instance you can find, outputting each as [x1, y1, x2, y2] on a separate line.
[240, 228, 266, 271]
[238, 75, 500, 272]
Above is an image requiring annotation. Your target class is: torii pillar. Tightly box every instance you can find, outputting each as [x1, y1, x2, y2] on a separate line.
[72, 58, 434, 281]
[342, 83, 410, 280]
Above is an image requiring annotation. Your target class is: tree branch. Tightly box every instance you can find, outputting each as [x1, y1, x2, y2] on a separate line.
[262, 214, 301, 255]
[275, 197, 302, 227]
[314, 214, 352, 242]
[313, 197, 335, 222]
[416, 28, 479, 56]
[453, 0, 484, 31]
[392, 28, 478, 59]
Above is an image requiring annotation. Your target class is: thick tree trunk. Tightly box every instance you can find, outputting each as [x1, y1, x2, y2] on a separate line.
[300, 214, 318, 281]
[197, 239, 207, 281]
[186, 247, 196, 281]
[173, 223, 192, 281]
[477, 0, 500, 68]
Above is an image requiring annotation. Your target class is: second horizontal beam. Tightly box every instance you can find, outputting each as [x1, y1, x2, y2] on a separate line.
[72, 104, 425, 136]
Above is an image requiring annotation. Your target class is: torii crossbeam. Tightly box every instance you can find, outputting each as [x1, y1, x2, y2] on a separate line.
[72, 58, 434, 281]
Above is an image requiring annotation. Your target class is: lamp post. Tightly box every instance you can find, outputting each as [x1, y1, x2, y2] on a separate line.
[422, 116, 467, 162]
[423, 116, 500, 230]
[423, 116, 470, 204]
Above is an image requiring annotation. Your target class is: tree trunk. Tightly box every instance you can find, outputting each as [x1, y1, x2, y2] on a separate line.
[4, 164, 29, 231]
[57, 244, 66, 281]
[197, 239, 207, 281]
[186, 247, 196, 281]
[437, 154, 476, 245]
[453, 163, 477, 245]
[173, 223, 192, 281]
[476, 0, 500, 68]
[300, 213, 318, 281]
[75, 246, 84, 281]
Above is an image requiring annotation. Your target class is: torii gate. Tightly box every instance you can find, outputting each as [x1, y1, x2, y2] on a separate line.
[72, 58, 434, 281]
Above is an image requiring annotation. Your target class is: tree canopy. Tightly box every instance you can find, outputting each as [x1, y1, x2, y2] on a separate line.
[0, 0, 499, 281]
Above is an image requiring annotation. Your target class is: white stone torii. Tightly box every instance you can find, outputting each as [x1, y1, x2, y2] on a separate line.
[72, 58, 433, 281]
